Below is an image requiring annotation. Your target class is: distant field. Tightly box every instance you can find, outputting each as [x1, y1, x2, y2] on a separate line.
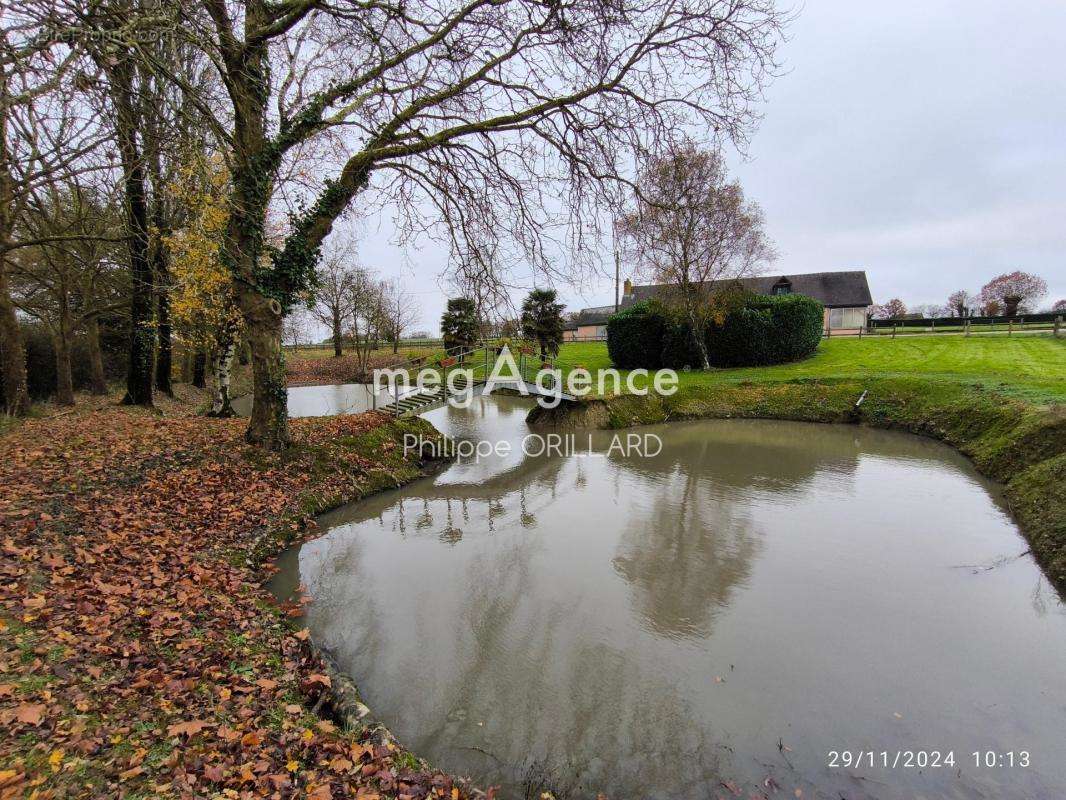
[555, 335, 1066, 402]
[287, 345, 441, 363]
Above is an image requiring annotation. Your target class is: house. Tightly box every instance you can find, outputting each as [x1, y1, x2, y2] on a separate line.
[576, 270, 873, 336]
[563, 304, 617, 341]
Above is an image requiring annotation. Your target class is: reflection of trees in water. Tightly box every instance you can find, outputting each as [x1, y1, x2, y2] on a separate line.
[606, 420, 861, 497]
[608, 423, 865, 640]
[294, 533, 386, 679]
[612, 462, 760, 640]
[281, 414, 1031, 799]
[410, 531, 727, 799]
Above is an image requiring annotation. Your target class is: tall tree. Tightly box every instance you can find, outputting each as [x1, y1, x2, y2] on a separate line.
[347, 268, 386, 379]
[619, 142, 774, 369]
[979, 271, 1047, 317]
[946, 290, 972, 318]
[871, 298, 907, 319]
[0, 23, 100, 414]
[35, 0, 784, 448]
[379, 280, 419, 354]
[310, 238, 357, 358]
[165, 153, 243, 414]
[11, 184, 127, 403]
[441, 297, 479, 357]
[520, 289, 565, 363]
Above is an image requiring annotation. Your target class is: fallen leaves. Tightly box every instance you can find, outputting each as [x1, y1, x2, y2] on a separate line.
[0, 402, 466, 799]
[12, 704, 45, 726]
[166, 719, 209, 739]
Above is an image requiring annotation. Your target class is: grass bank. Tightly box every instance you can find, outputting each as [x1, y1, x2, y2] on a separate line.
[539, 337, 1066, 592]
[0, 398, 471, 799]
[557, 334, 1066, 402]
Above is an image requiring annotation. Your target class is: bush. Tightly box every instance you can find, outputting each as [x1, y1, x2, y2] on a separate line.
[659, 312, 705, 370]
[606, 293, 823, 371]
[705, 294, 823, 367]
[0, 320, 126, 402]
[606, 301, 666, 369]
[766, 294, 825, 362]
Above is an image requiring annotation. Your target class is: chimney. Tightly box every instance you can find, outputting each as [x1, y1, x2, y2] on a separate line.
[623, 278, 633, 297]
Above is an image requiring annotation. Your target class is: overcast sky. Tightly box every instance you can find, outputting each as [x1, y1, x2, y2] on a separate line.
[335, 0, 1066, 337]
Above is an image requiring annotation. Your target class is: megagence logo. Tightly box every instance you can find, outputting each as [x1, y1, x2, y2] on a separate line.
[373, 347, 678, 409]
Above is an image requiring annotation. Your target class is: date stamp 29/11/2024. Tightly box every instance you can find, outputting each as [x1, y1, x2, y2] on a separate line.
[827, 751, 1031, 770]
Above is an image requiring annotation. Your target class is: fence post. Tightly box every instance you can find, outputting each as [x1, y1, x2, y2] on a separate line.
[892, 323, 897, 339]
[1055, 316, 1063, 338]
[1009, 319, 1013, 336]
[965, 320, 970, 338]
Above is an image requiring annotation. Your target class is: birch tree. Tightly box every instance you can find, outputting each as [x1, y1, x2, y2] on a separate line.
[619, 142, 773, 369]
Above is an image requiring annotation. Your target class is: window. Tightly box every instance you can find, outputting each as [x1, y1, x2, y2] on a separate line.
[772, 281, 792, 295]
[828, 308, 867, 329]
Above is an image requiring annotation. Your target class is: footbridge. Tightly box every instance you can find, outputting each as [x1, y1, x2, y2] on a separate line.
[374, 343, 575, 417]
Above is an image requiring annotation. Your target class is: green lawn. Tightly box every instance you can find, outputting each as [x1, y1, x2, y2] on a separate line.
[555, 334, 1066, 403]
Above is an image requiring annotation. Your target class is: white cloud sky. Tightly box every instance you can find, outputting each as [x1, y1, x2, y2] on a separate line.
[324, 0, 1066, 337]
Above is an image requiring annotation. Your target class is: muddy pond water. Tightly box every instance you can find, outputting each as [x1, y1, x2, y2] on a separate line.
[270, 391, 1066, 799]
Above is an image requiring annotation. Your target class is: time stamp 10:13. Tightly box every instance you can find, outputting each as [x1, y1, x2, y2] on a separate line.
[827, 751, 1031, 769]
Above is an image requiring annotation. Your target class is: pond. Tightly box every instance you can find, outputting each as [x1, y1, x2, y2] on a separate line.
[270, 392, 1066, 799]
[234, 383, 385, 418]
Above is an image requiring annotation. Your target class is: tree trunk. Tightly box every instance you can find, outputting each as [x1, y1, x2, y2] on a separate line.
[688, 306, 710, 370]
[155, 283, 173, 395]
[209, 338, 236, 417]
[0, 90, 29, 416]
[85, 316, 108, 395]
[0, 266, 29, 415]
[192, 350, 207, 388]
[52, 326, 75, 406]
[239, 288, 288, 449]
[333, 308, 343, 357]
[1004, 296, 1021, 317]
[109, 57, 154, 407]
[393, 336, 399, 354]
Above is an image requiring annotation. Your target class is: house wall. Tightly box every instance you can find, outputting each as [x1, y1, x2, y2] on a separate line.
[574, 324, 607, 340]
[824, 307, 869, 335]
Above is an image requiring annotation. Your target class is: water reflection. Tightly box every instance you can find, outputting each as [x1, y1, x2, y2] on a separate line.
[270, 396, 1066, 800]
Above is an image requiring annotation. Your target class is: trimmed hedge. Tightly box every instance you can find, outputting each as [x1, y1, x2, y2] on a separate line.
[606, 301, 666, 369]
[659, 314, 705, 370]
[606, 293, 824, 370]
[706, 294, 823, 367]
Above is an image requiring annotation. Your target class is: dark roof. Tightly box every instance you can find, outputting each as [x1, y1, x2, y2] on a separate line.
[566, 304, 617, 328]
[626, 270, 873, 309]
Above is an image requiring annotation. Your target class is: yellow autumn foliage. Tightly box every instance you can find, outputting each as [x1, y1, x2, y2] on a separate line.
[165, 154, 241, 349]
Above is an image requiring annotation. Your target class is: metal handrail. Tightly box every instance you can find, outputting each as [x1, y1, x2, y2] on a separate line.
[376, 339, 563, 416]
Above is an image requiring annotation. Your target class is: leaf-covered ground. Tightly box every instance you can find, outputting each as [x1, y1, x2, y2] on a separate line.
[0, 397, 474, 799]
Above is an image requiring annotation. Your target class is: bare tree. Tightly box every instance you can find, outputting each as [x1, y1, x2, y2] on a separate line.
[310, 237, 357, 357]
[1, 22, 104, 413]
[946, 290, 972, 318]
[379, 279, 420, 353]
[979, 271, 1047, 317]
[619, 142, 774, 369]
[11, 183, 128, 403]
[32, 0, 785, 446]
[347, 269, 386, 379]
[281, 308, 310, 349]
